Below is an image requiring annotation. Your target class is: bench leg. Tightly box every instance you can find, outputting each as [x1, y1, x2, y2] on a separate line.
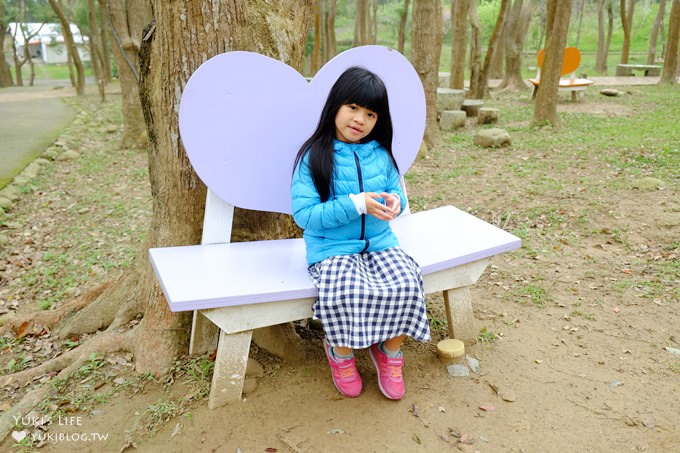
[189, 310, 219, 355]
[443, 286, 477, 344]
[208, 329, 252, 409]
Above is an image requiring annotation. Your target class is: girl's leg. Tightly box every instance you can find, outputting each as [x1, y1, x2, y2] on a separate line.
[383, 335, 406, 353]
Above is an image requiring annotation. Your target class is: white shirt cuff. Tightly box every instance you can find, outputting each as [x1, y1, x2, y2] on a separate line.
[349, 193, 367, 215]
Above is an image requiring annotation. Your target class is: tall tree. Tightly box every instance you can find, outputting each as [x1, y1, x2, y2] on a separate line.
[49, 0, 85, 95]
[0, 0, 13, 87]
[354, 0, 369, 45]
[412, 0, 443, 149]
[449, 0, 470, 89]
[101, 0, 151, 148]
[595, 0, 614, 74]
[468, 0, 482, 96]
[659, 0, 680, 84]
[86, 0, 105, 99]
[497, 0, 534, 91]
[397, 0, 410, 54]
[323, 0, 337, 62]
[469, 0, 509, 99]
[532, 0, 572, 127]
[647, 0, 667, 65]
[619, 0, 635, 64]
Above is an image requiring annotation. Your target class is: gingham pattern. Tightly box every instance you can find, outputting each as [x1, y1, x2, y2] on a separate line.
[309, 247, 431, 349]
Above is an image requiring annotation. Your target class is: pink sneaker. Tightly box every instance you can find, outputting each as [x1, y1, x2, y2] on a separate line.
[369, 343, 405, 400]
[324, 341, 362, 398]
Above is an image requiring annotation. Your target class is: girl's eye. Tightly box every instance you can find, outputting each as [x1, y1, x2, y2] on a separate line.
[348, 105, 358, 111]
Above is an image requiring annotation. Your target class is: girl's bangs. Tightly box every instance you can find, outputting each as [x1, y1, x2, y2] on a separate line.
[344, 80, 388, 115]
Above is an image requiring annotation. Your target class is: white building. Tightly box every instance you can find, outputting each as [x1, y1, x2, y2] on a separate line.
[7, 22, 90, 64]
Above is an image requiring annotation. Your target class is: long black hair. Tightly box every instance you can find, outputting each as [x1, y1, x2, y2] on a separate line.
[293, 66, 397, 202]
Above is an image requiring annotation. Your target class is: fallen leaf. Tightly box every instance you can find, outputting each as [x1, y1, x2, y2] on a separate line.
[16, 320, 35, 339]
[479, 405, 495, 412]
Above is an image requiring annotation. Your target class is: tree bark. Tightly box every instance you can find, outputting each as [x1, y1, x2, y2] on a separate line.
[532, 0, 572, 128]
[135, 0, 313, 375]
[647, 0, 667, 65]
[449, 0, 470, 89]
[412, 0, 443, 149]
[49, 0, 85, 95]
[660, 0, 680, 84]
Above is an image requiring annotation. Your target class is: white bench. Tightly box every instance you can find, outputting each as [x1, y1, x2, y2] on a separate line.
[147, 46, 521, 408]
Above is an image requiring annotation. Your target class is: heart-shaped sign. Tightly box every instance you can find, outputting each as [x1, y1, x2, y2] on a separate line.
[179, 45, 425, 214]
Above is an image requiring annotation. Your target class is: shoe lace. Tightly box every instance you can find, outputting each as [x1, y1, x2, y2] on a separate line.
[385, 363, 402, 380]
[336, 365, 357, 379]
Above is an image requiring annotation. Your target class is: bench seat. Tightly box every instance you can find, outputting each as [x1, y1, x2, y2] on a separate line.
[150, 205, 520, 313]
[615, 64, 662, 77]
[149, 205, 520, 408]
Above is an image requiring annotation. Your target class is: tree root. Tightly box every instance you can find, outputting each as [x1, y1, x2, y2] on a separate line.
[0, 329, 135, 388]
[2, 281, 113, 336]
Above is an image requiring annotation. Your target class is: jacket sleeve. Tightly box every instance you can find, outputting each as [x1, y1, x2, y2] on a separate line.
[291, 156, 362, 231]
[385, 159, 408, 215]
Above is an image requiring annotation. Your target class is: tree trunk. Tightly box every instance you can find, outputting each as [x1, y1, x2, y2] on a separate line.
[595, 0, 607, 73]
[87, 0, 105, 99]
[660, 0, 680, 84]
[354, 0, 368, 46]
[324, 0, 337, 62]
[469, 0, 509, 99]
[449, 0, 470, 89]
[97, 0, 112, 83]
[49, 0, 85, 95]
[498, 0, 533, 91]
[397, 0, 411, 54]
[412, 0, 443, 149]
[647, 0, 667, 65]
[619, 0, 635, 64]
[532, 0, 572, 127]
[102, 0, 151, 149]
[369, 0, 378, 44]
[0, 3, 14, 87]
[469, 0, 482, 97]
[313, 1, 321, 73]
[135, 0, 314, 375]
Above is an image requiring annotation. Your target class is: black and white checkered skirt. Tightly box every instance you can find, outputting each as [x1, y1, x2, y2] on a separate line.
[308, 246, 431, 349]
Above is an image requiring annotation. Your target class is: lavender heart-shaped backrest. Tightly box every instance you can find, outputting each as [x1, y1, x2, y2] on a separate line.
[179, 45, 425, 214]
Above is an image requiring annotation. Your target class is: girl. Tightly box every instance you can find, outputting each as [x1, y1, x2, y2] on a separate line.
[291, 66, 431, 400]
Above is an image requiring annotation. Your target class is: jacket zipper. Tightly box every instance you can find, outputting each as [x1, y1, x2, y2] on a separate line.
[353, 151, 370, 253]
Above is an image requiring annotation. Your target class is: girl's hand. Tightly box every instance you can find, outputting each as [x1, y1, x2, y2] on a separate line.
[364, 192, 400, 221]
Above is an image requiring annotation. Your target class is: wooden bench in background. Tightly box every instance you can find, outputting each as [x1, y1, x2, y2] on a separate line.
[148, 46, 521, 409]
[529, 46, 594, 102]
[615, 63, 662, 77]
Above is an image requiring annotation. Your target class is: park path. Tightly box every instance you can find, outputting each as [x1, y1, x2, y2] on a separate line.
[0, 75, 660, 189]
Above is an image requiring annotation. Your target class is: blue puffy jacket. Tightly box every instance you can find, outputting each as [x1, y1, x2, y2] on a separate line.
[291, 139, 407, 265]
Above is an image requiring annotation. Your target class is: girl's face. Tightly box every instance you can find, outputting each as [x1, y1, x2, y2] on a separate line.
[334, 103, 378, 143]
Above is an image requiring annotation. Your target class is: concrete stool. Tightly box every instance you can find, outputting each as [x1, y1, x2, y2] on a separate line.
[440, 110, 467, 130]
[477, 107, 499, 125]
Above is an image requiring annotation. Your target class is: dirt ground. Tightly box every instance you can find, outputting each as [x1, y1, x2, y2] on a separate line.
[0, 81, 678, 453]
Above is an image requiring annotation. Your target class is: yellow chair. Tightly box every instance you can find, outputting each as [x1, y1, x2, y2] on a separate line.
[529, 47, 593, 101]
